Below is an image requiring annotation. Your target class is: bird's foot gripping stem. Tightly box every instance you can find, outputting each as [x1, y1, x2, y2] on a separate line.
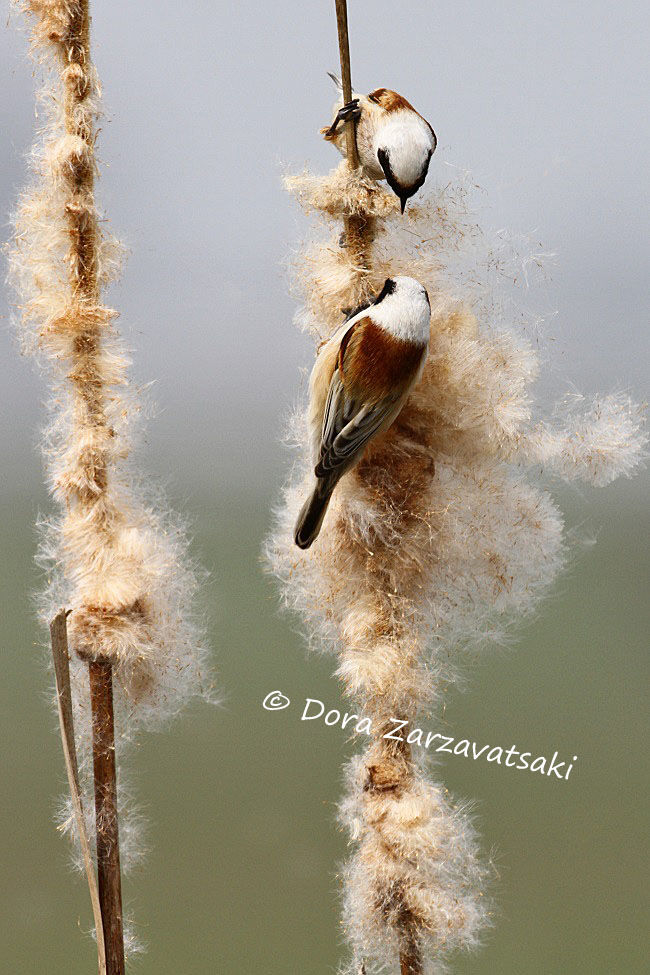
[322, 99, 361, 140]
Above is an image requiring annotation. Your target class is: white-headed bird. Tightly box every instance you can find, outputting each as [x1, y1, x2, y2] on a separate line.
[322, 75, 437, 213]
[294, 276, 431, 549]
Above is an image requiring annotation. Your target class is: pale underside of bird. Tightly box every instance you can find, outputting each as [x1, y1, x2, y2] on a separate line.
[322, 75, 437, 212]
[294, 276, 431, 549]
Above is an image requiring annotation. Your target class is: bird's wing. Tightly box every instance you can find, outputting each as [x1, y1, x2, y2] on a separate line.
[314, 321, 403, 478]
[315, 385, 401, 478]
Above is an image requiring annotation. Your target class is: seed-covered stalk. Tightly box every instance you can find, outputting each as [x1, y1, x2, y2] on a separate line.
[268, 79, 646, 975]
[9, 0, 212, 961]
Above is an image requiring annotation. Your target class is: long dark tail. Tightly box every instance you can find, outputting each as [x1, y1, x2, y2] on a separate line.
[294, 477, 337, 549]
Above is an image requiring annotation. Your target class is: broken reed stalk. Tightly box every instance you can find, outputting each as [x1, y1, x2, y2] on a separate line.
[333, 0, 374, 261]
[56, 0, 125, 968]
[50, 610, 107, 975]
[89, 661, 125, 975]
[332, 3, 420, 972]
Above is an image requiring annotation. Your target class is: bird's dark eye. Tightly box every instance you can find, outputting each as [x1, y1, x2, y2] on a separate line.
[373, 278, 396, 304]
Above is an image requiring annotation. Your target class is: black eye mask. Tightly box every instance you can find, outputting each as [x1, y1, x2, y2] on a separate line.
[340, 278, 396, 322]
[377, 147, 401, 194]
[377, 146, 433, 210]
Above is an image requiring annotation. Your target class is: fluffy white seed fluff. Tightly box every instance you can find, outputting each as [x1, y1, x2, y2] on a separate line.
[7, 0, 213, 953]
[266, 161, 646, 973]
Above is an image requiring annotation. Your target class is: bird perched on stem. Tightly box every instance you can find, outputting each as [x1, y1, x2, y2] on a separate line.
[295, 276, 431, 549]
[322, 74, 437, 213]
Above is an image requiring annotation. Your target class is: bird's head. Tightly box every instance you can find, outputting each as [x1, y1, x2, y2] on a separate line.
[375, 120, 436, 212]
[371, 276, 431, 344]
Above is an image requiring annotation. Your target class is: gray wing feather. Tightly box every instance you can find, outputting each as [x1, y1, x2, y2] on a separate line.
[315, 368, 400, 477]
[320, 370, 347, 448]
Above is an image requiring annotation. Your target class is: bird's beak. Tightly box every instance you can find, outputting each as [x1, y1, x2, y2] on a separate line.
[400, 195, 408, 215]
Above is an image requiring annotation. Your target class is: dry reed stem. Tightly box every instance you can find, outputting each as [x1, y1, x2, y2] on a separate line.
[51, 2, 125, 965]
[333, 0, 375, 282]
[51, 610, 106, 975]
[334, 0, 359, 170]
[89, 660, 125, 975]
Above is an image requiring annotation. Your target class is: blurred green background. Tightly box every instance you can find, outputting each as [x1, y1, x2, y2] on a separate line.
[1, 477, 648, 974]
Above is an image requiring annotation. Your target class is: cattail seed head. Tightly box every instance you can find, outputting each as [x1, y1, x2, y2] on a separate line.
[8, 0, 213, 951]
[267, 161, 645, 972]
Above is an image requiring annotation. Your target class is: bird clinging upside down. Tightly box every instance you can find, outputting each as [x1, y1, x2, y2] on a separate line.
[294, 276, 431, 549]
[322, 74, 437, 213]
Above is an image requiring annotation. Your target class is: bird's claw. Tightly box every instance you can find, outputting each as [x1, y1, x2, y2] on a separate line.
[336, 100, 361, 125]
[325, 99, 361, 137]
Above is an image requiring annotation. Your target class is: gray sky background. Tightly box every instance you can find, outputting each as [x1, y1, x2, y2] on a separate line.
[1, 0, 648, 494]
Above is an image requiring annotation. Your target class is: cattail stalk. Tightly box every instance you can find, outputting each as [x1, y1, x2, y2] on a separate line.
[89, 661, 125, 975]
[399, 945, 421, 975]
[334, 0, 359, 169]
[9, 0, 212, 961]
[269, 27, 646, 974]
[397, 764, 422, 975]
[50, 610, 106, 974]
[333, 0, 374, 269]
[53, 1, 126, 965]
[333, 5, 421, 971]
